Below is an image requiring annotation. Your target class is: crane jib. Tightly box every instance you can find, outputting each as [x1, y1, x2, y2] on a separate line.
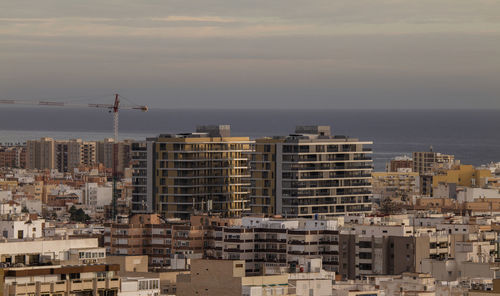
[88, 104, 114, 109]
[39, 101, 65, 106]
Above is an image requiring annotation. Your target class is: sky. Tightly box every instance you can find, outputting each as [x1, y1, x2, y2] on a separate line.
[1, 0, 499, 109]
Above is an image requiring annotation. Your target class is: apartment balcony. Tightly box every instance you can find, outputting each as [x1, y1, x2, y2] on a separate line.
[9, 282, 37, 295]
[287, 251, 317, 256]
[83, 279, 95, 290]
[107, 278, 120, 290]
[483, 232, 496, 241]
[320, 250, 339, 255]
[319, 240, 339, 245]
[69, 279, 92, 291]
[96, 278, 107, 290]
[353, 157, 372, 161]
[288, 240, 308, 245]
[224, 248, 245, 252]
[37, 282, 51, 294]
[52, 281, 67, 293]
[254, 248, 287, 253]
[254, 238, 287, 243]
[224, 238, 247, 243]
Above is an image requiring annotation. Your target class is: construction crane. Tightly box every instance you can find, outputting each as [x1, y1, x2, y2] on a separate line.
[0, 93, 148, 220]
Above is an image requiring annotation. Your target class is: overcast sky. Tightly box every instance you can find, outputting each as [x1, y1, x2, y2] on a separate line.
[1, 0, 499, 109]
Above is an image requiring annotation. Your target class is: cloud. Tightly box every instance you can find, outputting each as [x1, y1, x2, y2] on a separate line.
[0, 0, 499, 109]
[1, 0, 500, 38]
[151, 16, 237, 23]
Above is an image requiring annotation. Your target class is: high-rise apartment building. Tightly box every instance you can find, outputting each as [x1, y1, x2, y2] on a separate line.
[97, 138, 133, 175]
[413, 150, 455, 175]
[0, 145, 26, 168]
[131, 125, 253, 219]
[250, 126, 373, 217]
[80, 140, 97, 167]
[413, 149, 456, 196]
[55, 139, 96, 172]
[131, 139, 155, 213]
[97, 138, 115, 169]
[386, 155, 413, 172]
[26, 137, 56, 170]
[27, 138, 98, 172]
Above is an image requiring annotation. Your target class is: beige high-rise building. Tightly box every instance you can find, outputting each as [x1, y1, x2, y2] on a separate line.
[413, 149, 456, 196]
[55, 139, 97, 172]
[27, 138, 97, 172]
[131, 125, 253, 219]
[413, 150, 455, 175]
[372, 171, 420, 202]
[97, 138, 132, 175]
[26, 137, 55, 170]
[80, 140, 97, 167]
[97, 138, 115, 169]
[250, 126, 373, 217]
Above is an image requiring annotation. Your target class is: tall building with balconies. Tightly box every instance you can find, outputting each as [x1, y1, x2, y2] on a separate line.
[413, 149, 456, 196]
[28, 138, 97, 172]
[55, 139, 97, 172]
[26, 137, 56, 170]
[132, 125, 253, 219]
[250, 126, 373, 217]
[0, 145, 26, 168]
[97, 138, 133, 176]
[131, 139, 155, 213]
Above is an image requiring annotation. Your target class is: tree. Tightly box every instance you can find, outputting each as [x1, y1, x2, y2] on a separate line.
[69, 205, 77, 215]
[21, 206, 29, 213]
[379, 198, 404, 215]
[69, 206, 90, 222]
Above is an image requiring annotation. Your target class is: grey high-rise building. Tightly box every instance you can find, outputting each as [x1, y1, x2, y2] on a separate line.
[250, 126, 373, 217]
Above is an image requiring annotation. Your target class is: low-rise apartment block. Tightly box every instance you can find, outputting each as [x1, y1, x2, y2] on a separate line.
[206, 216, 341, 274]
[177, 258, 334, 296]
[1, 264, 120, 296]
[372, 171, 420, 202]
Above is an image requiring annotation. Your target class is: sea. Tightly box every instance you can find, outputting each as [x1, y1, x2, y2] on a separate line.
[1, 107, 499, 172]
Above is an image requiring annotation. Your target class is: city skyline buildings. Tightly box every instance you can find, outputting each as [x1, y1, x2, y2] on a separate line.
[1, 0, 500, 294]
[130, 125, 373, 219]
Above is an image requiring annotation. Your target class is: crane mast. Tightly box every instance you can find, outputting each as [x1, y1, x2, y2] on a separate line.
[113, 94, 120, 142]
[112, 94, 120, 221]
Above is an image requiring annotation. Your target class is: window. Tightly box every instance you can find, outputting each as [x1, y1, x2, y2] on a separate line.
[69, 273, 80, 279]
[359, 252, 372, 259]
[358, 241, 372, 248]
